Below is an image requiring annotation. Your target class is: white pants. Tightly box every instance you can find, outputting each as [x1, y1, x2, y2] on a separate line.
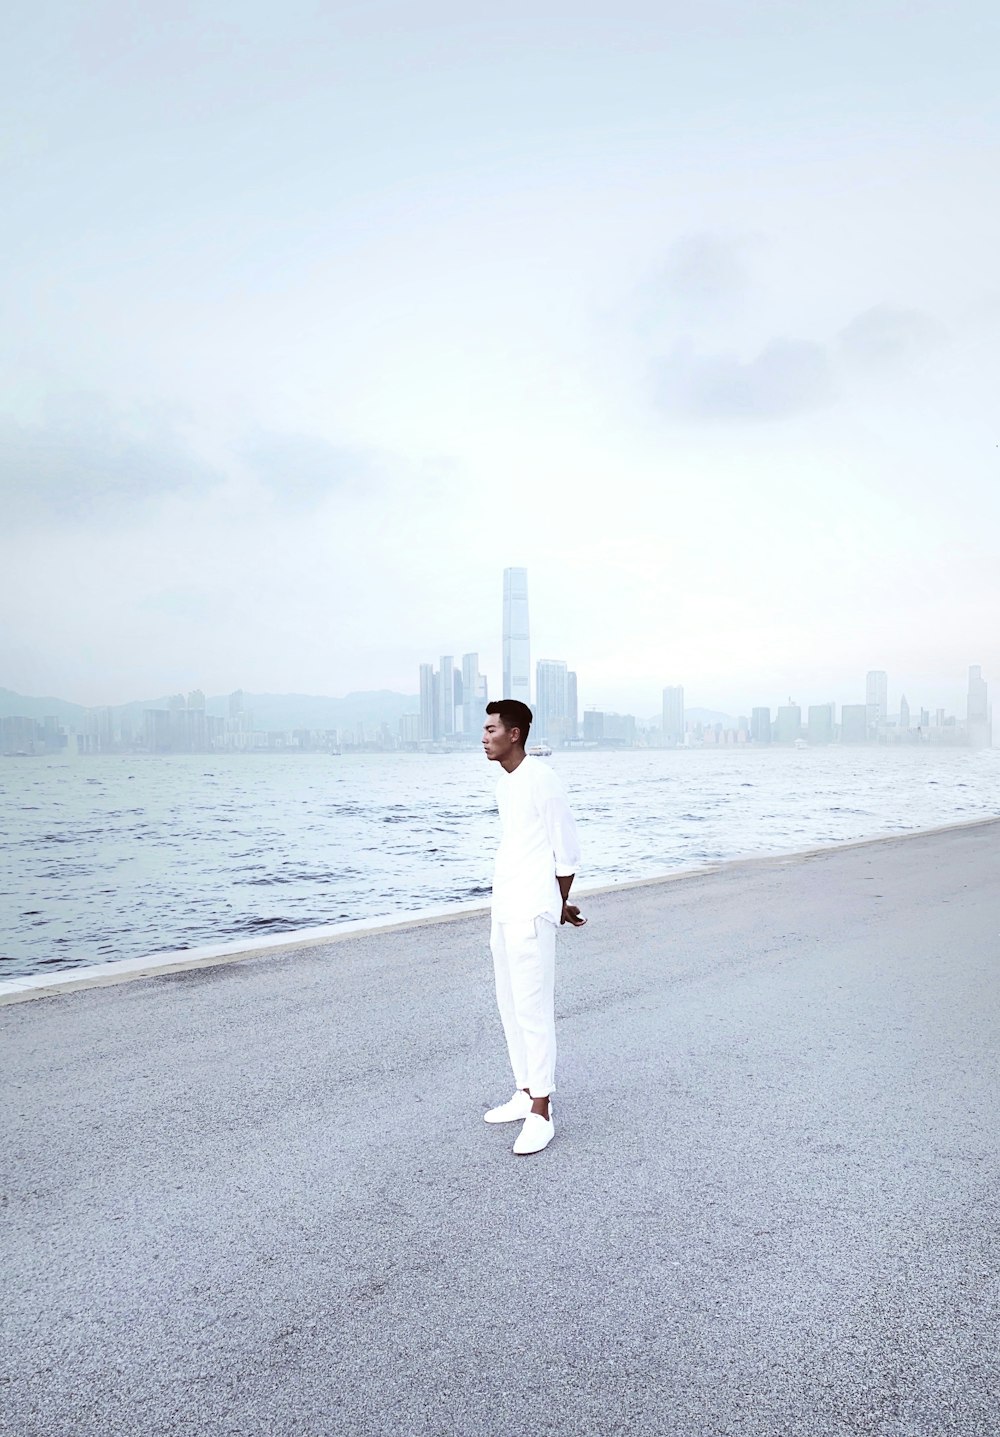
[490, 916, 557, 1098]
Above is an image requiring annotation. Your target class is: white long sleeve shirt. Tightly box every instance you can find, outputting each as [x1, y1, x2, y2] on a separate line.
[491, 756, 582, 924]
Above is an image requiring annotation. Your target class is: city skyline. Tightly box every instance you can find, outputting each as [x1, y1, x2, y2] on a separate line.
[2, 657, 993, 736]
[2, 565, 995, 748]
[411, 567, 992, 746]
[3, 657, 991, 756]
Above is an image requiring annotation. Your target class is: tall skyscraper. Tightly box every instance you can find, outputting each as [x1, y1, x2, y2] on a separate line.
[536, 659, 569, 744]
[967, 665, 991, 748]
[751, 707, 771, 744]
[866, 670, 888, 739]
[566, 671, 578, 742]
[502, 567, 530, 705]
[583, 709, 604, 742]
[774, 704, 802, 743]
[399, 713, 420, 745]
[662, 686, 685, 746]
[968, 665, 988, 720]
[899, 695, 910, 734]
[419, 663, 437, 741]
[438, 655, 455, 738]
[461, 653, 488, 738]
[807, 703, 835, 744]
[840, 704, 868, 743]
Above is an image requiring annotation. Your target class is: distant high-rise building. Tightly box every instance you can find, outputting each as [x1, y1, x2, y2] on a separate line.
[460, 653, 476, 733]
[536, 659, 569, 743]
[751, 707, 771, 744]
[502, 567, 530, 704]
[566, 671, 578, 742]
[438, 655, 455, 737]
[603, 712, 637, 746]
[461, 653, 488, 738]
[583, 709, 604, 743]
[187, 694, 207, 749]
[967, 665, 991, 748]
[968, 665, 988, 721]
[840, 704, 868, 744]
[399, 713, 420, 745]
[419, 663, 437, 741]
[807, 703, 835, 744]
[662, 686, 685, 746]
[774, 704, 802, 743]
[84, 706, 116, 753]
[144, 709, 172, 753]
[3, 715, 43, 755]
[226, 688, 254, 738]
[866, 670, 888, 738]
[899, 695, 910, 734]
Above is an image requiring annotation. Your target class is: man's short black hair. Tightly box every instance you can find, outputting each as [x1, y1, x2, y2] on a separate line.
[486, 699, 532, 744]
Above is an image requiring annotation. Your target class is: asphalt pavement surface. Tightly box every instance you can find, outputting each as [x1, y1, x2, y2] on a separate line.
[3, 822, 999, 1436]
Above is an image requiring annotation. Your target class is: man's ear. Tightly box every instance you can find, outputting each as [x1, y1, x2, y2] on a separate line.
[510, 726, 521, 746]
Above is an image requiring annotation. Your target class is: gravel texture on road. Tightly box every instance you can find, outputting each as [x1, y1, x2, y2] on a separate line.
[3, 821, 999, 1436]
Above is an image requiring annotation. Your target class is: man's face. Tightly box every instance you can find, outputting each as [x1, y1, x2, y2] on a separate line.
[482, 715, 518, 763]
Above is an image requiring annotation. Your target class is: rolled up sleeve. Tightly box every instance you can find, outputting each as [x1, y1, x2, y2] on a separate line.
[541, 791, 582, 877]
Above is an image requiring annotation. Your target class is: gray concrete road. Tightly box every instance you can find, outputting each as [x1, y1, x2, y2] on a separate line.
[3, 822, 999, 1437]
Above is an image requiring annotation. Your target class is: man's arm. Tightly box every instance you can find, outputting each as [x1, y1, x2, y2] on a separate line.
[540, 783, 586, 927]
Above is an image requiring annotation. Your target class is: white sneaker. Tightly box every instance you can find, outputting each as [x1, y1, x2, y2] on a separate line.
[513, 1111, 555, 1156]
[483, 1090, 533, 1124]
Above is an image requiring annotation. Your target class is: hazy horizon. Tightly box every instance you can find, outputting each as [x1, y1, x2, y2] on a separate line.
[1, 664, 987, 727]
[3, 3, 998, 718]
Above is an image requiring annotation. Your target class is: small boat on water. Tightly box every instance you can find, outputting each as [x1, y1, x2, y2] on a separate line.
[527, 742, 553, 756]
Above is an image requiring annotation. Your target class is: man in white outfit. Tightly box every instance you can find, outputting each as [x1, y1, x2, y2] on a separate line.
[481, 699, 585, 1157]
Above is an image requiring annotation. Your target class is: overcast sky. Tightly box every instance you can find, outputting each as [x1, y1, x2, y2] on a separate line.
[2, 0, 998, 718]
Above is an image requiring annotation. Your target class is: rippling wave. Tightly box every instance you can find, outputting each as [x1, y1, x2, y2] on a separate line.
[2, 747, 999, 977]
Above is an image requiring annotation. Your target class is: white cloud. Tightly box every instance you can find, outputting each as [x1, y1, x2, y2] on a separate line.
[653, 336, 833, 420]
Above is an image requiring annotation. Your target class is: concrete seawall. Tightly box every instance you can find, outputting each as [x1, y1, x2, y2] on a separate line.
[3, 820, 998, 1435]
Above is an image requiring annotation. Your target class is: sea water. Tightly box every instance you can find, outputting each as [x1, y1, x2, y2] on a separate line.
[2, 745, 998, 977]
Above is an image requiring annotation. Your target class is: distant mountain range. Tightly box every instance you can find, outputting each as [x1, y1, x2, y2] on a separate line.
[0, 687, 420, 732]
[0, 687, 88, 725]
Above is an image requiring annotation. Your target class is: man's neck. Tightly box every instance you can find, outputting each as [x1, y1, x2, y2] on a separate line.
[500, 748, 527, 774]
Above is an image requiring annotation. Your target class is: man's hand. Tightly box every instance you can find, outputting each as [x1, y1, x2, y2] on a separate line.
[557, 874, 585, 927]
